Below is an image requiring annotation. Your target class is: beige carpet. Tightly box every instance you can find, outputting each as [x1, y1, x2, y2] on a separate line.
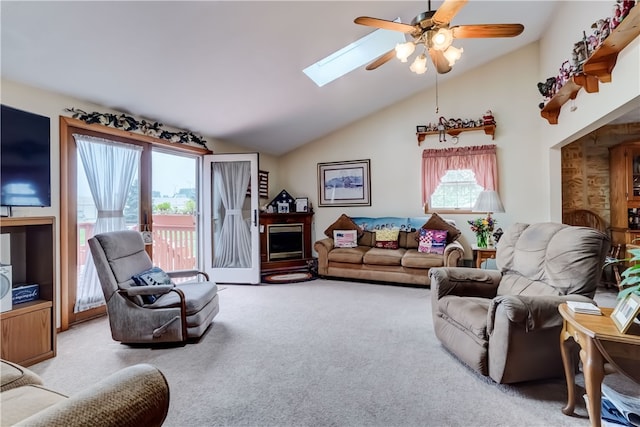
[29, 280, 629, 426]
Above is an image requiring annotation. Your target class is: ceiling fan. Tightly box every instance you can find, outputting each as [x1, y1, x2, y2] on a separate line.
[354, 0, 524, 75]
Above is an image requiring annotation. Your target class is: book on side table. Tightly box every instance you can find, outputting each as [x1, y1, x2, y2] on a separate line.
[566, 301, 602, 315]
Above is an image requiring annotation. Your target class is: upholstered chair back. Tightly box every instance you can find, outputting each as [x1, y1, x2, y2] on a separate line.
[89, 230, 153, 301]
[495, 222, 609, 298]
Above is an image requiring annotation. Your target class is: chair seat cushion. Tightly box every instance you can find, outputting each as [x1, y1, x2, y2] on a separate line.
[1, 360, 43, 392]
[147, 282, 218, 315]
[438, 296, 491, 340]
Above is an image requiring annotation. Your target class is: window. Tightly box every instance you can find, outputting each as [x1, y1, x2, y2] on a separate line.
[430, 169, 484, 210]
[421, 144, 498, 212]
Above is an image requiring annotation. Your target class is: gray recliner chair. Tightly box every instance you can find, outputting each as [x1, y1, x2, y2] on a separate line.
[429, 222, 610, 384]
[89, 230, 219, 344]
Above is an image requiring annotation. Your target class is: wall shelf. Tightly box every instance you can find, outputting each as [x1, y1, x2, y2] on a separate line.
[583, 5, 640, 83]
[540, 6, 640, 125]
[416, 124, 495, 145]
[540, 74, 600, 125]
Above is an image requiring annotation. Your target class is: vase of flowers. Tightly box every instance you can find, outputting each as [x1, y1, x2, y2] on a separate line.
[468, 216, 497, 248]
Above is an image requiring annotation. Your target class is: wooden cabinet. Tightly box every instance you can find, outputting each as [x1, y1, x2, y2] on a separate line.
[609, 143, 640, 252]
[259, 212, 314, 273]
[0, 217, 56, 366]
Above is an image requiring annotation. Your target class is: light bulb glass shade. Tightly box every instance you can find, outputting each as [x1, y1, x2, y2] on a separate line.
[472, 190, 505, 214]
[443, 45, 463, 66]
[431, 28, 453, 51]
[409, 54, 428, 74]
[395, 42, 415, 63]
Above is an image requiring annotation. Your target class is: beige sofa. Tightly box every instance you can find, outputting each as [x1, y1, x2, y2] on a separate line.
[0, 359, 170, 426]
[314, 214, 464, 287]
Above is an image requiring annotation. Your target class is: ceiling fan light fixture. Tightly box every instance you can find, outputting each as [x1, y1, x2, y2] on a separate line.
[431, 28, 453, 51]
[409, 53, 428, 74]
[395, 41, 415, 62]
[443, 45, 463, 66]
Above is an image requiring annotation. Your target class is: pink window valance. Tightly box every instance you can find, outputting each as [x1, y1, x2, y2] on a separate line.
[421, 144, 498, 206]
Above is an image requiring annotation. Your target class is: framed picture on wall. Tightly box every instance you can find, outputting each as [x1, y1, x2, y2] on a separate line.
[318, 159, 371, 207]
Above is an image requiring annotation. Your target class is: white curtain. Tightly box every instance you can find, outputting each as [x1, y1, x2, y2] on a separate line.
[213, 161, 251, 268]
[74, 134, 142, 313]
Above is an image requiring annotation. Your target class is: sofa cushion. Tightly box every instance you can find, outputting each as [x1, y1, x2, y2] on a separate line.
[358, 231, 375, 247]
[363, 247, 405, 266]
[1, 360, 43, 393]
[0, 385, 67, 426]
[324, 214, 362, 238]
[401, 249, 445, 269]
[399, 231, 419, 249]
[333, 230, 358, 248]
[417, 229, 448, 254]
[438, 295, 491, 340]
[374, 229, 400, 249]
[415, 213, 461, 244]
[327, 246, 370, 264]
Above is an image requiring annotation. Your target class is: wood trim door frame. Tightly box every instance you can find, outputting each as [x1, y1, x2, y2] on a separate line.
[59, 116, 211, 330]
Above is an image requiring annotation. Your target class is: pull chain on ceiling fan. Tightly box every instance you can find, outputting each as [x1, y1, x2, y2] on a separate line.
[354, 0, 524, 75]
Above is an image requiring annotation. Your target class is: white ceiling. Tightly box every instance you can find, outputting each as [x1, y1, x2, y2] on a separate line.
[0, 1, 600, 156]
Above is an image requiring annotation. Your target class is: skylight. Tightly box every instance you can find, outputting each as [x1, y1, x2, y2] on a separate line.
[303, 20, 407, 87]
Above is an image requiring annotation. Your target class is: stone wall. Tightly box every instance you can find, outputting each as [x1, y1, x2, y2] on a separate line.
[562, 123, 640, 228]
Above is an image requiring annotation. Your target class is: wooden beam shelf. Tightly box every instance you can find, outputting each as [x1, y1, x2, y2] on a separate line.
[540, 5, 639, 124]
[540, 74, 599, 125]
[584, 5, 640, 83]
[416, 124, 495, 145]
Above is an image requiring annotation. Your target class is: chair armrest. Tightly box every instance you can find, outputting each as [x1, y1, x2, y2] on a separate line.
[167, 269, 210, 281]
[487, 294, 596, 334]
[121, 285, 174, 297]
[443, 240, 464, 267]
[429, 267, 502, 300]
[15, 364, 170, 427]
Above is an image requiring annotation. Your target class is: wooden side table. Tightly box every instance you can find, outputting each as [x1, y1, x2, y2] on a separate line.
[559, 303, 640, 427]
[472, 245, 496, 269]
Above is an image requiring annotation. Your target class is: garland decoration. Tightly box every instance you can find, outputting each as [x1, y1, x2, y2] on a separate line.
[64, 108, 208, 148]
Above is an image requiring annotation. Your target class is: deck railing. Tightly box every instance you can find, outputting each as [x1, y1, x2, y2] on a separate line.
[78, 215, 197, 273]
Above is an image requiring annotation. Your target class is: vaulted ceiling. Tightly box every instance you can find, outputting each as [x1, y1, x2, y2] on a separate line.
[4, 1, 632, 156]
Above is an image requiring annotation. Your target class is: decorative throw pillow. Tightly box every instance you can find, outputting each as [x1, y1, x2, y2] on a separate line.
[414, 213, 461, 244]
[333, 230, 358, 248]
[374, 229, 400, 249]
[417, 229, 448, 255]
[131, 267, 173, 304]
[324, 214, 363, 238]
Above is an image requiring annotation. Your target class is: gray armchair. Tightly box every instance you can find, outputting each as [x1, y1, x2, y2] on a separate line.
[429, 222, 610, 384]
[89, 230, 219, 344]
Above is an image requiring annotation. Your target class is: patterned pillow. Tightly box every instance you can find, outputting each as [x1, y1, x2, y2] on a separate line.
[374, 229, 400, 249]
[333, 230, 358, 248]
[324, 214, 363, 238]
[418, 229, 448, 255]
[414, 213, 461, 244]
[131, 267, 173, 304]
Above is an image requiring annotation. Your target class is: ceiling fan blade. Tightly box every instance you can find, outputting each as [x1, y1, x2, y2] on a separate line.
[432, 0, 468, 26]
[366, 49, 396, 71]
[429, 48, 452, 74]
[354, 17, 416, 33]
[452, 24, 524, 38]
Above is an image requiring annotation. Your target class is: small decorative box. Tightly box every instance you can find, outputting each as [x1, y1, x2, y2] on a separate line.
[12, 284, 40, 305]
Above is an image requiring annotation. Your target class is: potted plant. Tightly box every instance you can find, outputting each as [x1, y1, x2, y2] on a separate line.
[606, 246, 640, 300]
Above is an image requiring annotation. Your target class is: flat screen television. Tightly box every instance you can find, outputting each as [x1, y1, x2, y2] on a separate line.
[1, 105, 51, 207]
